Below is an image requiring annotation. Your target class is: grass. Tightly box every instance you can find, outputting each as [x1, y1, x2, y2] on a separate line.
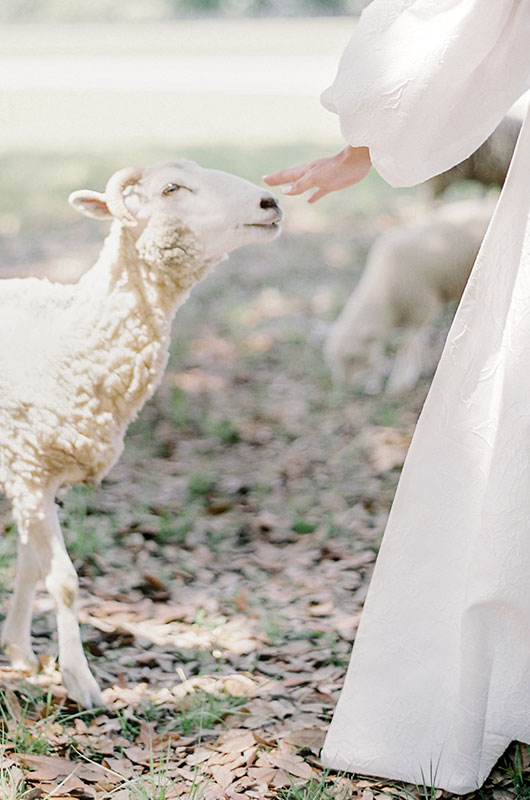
[0, 29, 500, 796]
[209, 417, 240, 445]
[129, 765, 179, 800]
[0, 764, 27, 799]
[175, 689, 247, 734]
[0, 683, 244, 797]
[187, 473, 218, 500]
[155, 511, 194, 546]
[0, 528, 16, 593]
[0, 690, 51, 755]
[256, 604, 288, 646]
[169, 385, 190, 429]
[72, 743, 209, 800]
[371, 402, 399, 427]
[292, 518, 318, 535]
[0, 140, 400, 241]
[501, 744, 530, 799]
[278, 772, 337, 800]
[61, 486, 116, 566]
[116, 688, 247, 739]
[119, 760, 208, 800]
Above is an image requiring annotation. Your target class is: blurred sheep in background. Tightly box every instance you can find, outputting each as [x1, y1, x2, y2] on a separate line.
[325, 113, 522, 394]
[324, 198, 496, 394]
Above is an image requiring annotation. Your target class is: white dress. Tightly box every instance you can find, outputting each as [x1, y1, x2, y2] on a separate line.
[320, 1, 530, 794]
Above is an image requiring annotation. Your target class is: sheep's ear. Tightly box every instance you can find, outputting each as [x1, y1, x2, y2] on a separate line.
[68, 190, 113, 220]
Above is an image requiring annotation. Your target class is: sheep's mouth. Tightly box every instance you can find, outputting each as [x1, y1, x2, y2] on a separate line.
[243, 221, 280, 230]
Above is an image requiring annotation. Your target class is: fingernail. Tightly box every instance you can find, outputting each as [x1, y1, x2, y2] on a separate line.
[281, 184, 293, 194]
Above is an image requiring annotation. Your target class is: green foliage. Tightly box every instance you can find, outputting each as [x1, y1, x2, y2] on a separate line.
[278, 772, 336, 800]
[371, 402, 398, 427]
[116, 709, 142, 742]
[129, 771, 177, 800]
[0, 691, 51, 755]
[175, 690, 247, 734]
[0, 763, 27, 800]
[187, 473, 218, 500]
[292, 518, 317, 534]
[155, 511, 194, 545]
[168, 0, 353, 16]
[169, 386, 189, 429]
[0, 529, 16, 593]
[61, 486, 115, 565]
[260, 611, 288, 646]
[501, 744, 530, 799]
[0, 0, 369, 21]
[209, 418, 240, 445]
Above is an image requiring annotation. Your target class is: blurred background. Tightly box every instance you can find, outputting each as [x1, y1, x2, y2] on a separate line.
[0, 0, 390, 272]
[3, 5, 528, 798]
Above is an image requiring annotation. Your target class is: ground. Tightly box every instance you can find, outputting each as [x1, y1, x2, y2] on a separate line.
[0, 17, 529, 800]
[1, 162, 528, 799]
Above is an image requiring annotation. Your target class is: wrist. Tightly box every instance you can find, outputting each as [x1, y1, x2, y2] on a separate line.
[342, 145, 371, 163]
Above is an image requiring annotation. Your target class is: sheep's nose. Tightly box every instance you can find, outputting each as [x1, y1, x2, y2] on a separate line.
[260, 195, 279, 210]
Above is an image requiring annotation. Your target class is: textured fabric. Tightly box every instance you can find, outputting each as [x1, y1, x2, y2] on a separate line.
[321, 0, 530, 187]
[320, 1, 530, 793]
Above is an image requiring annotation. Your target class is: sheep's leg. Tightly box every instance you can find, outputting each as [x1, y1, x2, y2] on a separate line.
[16, 494, 103, 708]
[386, 326, 431, 394]
[1, 541, 41, 670]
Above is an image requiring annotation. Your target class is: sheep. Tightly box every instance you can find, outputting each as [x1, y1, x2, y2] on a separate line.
[324, 198, 495, 395]
[425, 114, 521, 197]
[0, 160, 282, 708]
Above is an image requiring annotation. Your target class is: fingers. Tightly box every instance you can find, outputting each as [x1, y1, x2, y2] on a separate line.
[281, 182, 326, 203]
[308, 188, 328, 203]
[283, 170, 321, 196]
[264, 158, 331, 202]
[263, 162, 315, 187]
[262, 171, 288, 187]
[266, 174, 326, 202]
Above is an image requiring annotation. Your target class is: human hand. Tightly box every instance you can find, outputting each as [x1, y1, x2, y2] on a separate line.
[263, 146, 371, 203]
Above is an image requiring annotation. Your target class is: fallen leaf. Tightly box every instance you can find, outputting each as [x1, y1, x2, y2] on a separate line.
[284, 727, 326, 752]
[210, 764, 234, 789]
[267, 751, 315, 780]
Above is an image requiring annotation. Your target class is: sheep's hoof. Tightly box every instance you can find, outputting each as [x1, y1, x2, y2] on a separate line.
[61, 667, 104, 709]
[4, 642, 39, 672]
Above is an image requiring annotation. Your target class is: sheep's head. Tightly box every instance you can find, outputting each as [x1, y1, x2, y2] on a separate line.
[69, 160, 282, 263]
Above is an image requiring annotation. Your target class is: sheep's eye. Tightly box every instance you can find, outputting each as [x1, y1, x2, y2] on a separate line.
[162, 183, 183, 195]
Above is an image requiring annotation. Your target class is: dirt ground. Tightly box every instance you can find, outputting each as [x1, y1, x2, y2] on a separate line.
[0, 178, 528, 798]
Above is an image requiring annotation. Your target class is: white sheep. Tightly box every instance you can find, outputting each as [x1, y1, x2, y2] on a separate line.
[324, 198, 496, 395]
[425, 114, 521, 197]
[0, 160, 282, 707]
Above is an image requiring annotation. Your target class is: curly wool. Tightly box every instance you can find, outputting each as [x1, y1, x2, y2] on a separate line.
[0, 221, 215, 534]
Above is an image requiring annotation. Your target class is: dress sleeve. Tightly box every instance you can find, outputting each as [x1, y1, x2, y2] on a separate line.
[321, 0, 530, 187]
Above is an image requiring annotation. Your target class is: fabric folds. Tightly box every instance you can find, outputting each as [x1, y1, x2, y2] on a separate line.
[320, 0, 530, 792]
[321, 0, 530, 187]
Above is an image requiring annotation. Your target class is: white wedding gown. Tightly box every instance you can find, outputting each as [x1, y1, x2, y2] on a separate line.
[319, 1, 530, 793]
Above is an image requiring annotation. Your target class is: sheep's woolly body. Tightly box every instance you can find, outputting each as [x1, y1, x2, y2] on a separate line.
[325, 198, 496, 392]
[0, 159, 282, 708]
[0, 221, 215, 534]
[426, 114, 521, 198]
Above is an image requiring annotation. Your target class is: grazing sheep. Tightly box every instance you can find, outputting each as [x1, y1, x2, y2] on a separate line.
[324, 198, 495, 395]
[426, 114, 521, 197]
[0, 160, 282, 707]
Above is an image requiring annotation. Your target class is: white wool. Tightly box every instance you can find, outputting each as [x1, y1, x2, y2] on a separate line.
[426, 114, 521, 197]
[0, 160, 281, 707]
[324, 198, 496, 394]
[0, 223, 213, 527]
